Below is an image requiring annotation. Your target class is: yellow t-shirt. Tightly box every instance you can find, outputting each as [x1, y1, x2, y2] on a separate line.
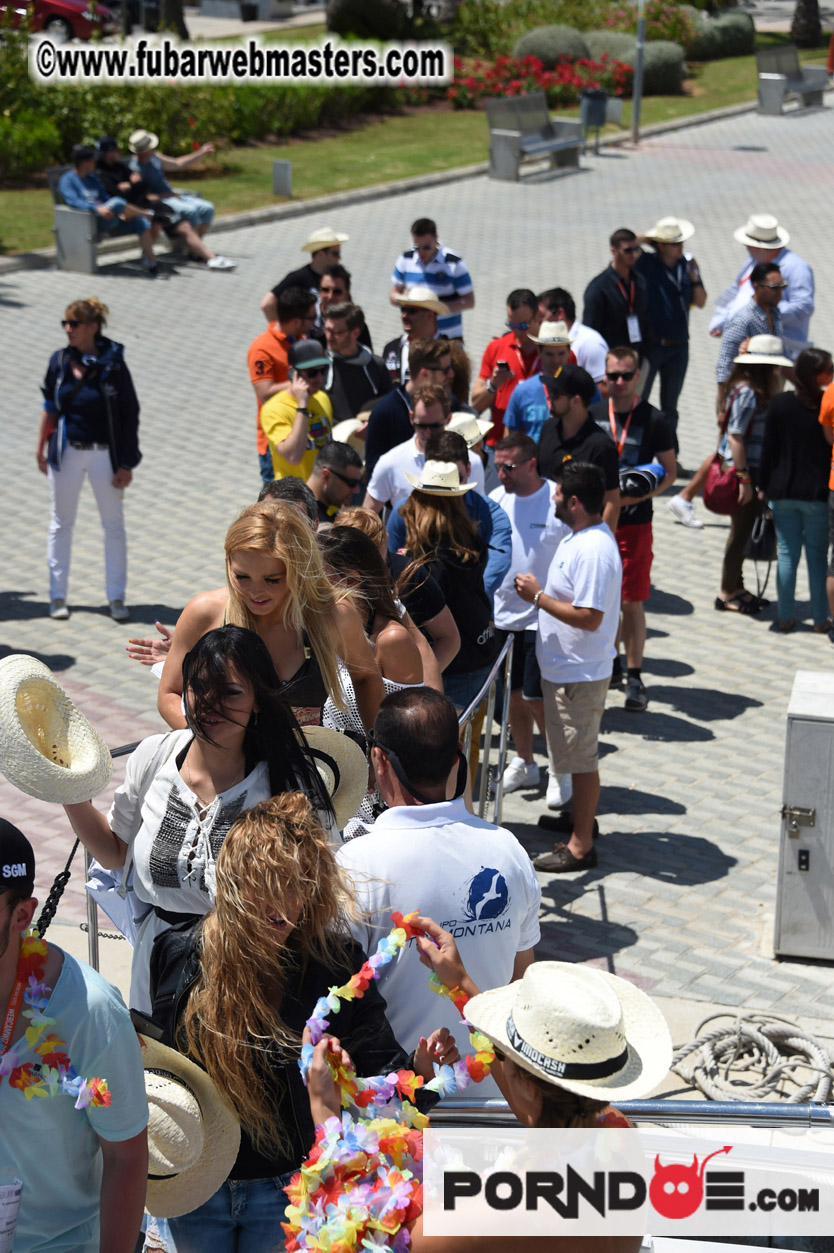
[259, 390, 334, 481]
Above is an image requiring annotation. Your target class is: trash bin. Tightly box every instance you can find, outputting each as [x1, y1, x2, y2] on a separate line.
[579, 88, 608, 130]
[240, 2, 258, 19]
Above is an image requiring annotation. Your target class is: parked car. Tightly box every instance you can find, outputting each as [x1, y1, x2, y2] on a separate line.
[0, 0, 120, 39]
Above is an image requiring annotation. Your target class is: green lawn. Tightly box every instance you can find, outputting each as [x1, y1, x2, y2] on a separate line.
[1, 35, 827, 255]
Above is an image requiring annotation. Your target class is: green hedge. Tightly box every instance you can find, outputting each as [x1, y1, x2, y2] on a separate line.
[686, 8, 755, 60]
[582, 30, 686, 94]
[512, 23, 591, 64]
[584, 29, 637, 61]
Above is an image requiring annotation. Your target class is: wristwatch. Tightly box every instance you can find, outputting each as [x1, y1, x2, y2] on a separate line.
[533, 590, 542, 609]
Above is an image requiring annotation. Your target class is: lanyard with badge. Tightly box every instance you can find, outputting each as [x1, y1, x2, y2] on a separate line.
[608, 396, 638, 460]
[0, 973, 26, 1055]
[616, 276, 641, 344]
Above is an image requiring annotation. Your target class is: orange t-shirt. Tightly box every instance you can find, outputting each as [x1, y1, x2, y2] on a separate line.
[247, 324, 290, 455]
[819, 381, 834, 490]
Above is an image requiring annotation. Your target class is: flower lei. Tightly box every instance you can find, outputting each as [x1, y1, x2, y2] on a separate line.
[0, 932, 111, 1110]
[283, 910, 494, 1251]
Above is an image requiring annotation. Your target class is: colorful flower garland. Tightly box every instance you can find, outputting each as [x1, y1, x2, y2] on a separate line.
[0, 932, 111, 1109]
[284, 911, 494, 1251]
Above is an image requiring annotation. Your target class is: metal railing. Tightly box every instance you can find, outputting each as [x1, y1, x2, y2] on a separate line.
[458, 634, 514, 824]
[82, 740, 140, 971]
[428, 1096, 834, 1127]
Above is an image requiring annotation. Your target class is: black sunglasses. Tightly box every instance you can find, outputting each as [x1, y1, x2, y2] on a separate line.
[606, 370, 636, 381]
[327, 467, 363, 489]
[496, 459, 532, 473]
[300, 367, 327, 378]
[61, 319, 88, 329]
[412, 421, 445, 430]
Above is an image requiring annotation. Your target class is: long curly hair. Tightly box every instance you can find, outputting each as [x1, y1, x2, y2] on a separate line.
[182, 792, 359, 1156]
[399, 489, 481, 568]
[224, 502, 345, 709]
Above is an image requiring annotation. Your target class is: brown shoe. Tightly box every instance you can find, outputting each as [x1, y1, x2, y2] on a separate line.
[534, 842, 598, 873]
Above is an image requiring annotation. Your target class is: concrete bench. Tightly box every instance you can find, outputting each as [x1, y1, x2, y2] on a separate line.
[484, 91, 582, 181]
[756, 44, 829, 115]
[47, 165, 100, 274]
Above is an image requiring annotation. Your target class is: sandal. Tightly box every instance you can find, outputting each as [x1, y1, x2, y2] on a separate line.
[715, 596, 760, 616]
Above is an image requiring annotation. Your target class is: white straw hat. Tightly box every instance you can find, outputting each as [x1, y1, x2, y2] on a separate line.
[0, 655, 112, 804]
[528, 320, 572, 346]
[644, 216, 695, 244]
[128, 129, 159, 154]
[732, 333, 793, 367]
[331, 419, 367, 462]
[405, 460, 476, 496]
[392, 285, 449, 316]
[301, 726, 368, 830]
[141, 1035, 241, 1219]
[301, 227, 349, 254]
[733, 214, 789, 249]
[466, 961, 672, 1101]
[448, 412, 492, 447]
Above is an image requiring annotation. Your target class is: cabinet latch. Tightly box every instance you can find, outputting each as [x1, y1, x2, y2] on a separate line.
[781, 805, 815, 838]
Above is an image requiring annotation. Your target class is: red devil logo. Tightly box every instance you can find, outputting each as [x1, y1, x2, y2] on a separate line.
[649, 1147, 732, 1219]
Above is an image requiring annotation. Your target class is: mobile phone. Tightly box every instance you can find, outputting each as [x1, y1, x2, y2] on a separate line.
[497, 360, 509, 370]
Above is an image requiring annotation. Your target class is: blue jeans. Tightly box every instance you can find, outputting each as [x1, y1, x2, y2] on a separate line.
[163, 1173, 295, 1253]
[259, 449, 274, 485]
[769, 498, 829, 625]
[444, 663, 493, 714]
[643, 342, 689, 453]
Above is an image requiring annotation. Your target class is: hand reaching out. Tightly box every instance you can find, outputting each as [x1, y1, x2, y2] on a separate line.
[126, 621, 173, 666]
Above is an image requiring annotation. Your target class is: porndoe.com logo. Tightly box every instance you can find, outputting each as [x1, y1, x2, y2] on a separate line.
[424, 1129, 829, 1240]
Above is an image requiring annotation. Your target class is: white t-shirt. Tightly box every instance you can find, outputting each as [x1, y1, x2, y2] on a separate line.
[336, 797, 541, 1101]
[569, 320, 609, 383]
[367, 435, 485, 512]
[0, 950, 148, 1253]
[489, 481, 567, 630]
[536, 523, 621, 684]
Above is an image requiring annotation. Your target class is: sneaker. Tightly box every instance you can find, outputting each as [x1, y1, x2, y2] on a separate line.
[534, 842, 598, 873]
[501, 757, 540, 793]
[207, 255, 236, 271]
[625, 676, 648, 712]
[142, 257, 159, 277]
[109, 599, 130, 622]
[546, 771, 573, 810]
[667, 495, 703, 529]
[49, 598, 69, 620]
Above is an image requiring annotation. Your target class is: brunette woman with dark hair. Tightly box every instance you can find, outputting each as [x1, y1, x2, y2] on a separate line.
[61, 625, 333, 1012]
[758, 347, 834, 632]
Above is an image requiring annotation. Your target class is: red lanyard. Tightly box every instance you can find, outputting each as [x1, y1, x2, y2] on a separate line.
[608, 397, 638, 458]
[616, 277, 635, 314]
[1, 975, 26, 1055]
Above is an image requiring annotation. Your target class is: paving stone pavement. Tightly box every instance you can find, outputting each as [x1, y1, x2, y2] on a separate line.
[3, 101, 834, 1035]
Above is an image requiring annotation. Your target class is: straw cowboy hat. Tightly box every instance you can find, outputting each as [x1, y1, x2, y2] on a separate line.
[644, 215, 695, 244]
[448, 412, 492, 447]
[733, 213, 790, 249]
[528, 320, 572, 346]
[301, 227, 349, 254]
[331, 418, 367, 461]
[405, 460, 476, 497]
[0, 655, 111, 805]
[141, 1036, 241, 1219]
[466, 961, 672, 1101]
[301, 726, 368, 830]
[392, 285, 449, 316]
[733, 334, 793, 367]
[128, 129, 159, 154]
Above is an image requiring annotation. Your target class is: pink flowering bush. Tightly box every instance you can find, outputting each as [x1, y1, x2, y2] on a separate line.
[447, 52, 633, 109]
[602, 0, 698, 51]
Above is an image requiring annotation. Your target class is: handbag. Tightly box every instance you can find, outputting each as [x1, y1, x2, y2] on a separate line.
[744, 509, 777, 563]
[702, 387, 756, 517]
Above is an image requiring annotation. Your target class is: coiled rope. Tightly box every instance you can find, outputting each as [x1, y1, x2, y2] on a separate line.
[672, 1012, 833, 1104]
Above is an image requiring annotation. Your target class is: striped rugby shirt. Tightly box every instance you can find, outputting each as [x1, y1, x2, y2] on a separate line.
[391, 242, 474, 339]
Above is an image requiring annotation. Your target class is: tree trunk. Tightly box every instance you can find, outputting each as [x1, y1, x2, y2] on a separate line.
[791, 0, 822, 47]
[159, 0, 189, 38]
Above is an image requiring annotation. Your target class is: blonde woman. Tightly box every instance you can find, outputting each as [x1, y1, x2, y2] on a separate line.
[146, 793, 457, 1252]
[37, 297, 140, 622]
[157, 501, 384, 730]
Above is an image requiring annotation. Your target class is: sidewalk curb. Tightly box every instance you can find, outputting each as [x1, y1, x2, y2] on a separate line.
[0, 95, 765, 276]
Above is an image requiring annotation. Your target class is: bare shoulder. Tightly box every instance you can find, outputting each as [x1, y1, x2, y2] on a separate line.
[180, 588, 227, 630]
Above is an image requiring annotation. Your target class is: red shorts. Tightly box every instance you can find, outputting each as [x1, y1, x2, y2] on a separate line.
[617, 522, 653, 603]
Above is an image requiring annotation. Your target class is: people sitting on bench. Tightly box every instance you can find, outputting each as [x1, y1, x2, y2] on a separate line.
[58, 144, 159, 276]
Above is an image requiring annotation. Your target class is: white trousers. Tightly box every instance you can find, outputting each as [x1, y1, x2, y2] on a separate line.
[47, 445, 127, 602]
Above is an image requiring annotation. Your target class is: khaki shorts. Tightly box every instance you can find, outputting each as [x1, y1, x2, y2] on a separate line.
[542, 676, 609, 775]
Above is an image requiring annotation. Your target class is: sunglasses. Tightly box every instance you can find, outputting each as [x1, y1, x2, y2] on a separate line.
[506, 320, 531, 331]
[412, 421, 445, 430]
[758, 281, 788, 290]
[425, 362, 454, 373]
[492, 1045, 507, 1062]
[61, 319, 88, 329]
[495, 459, 531, 473]
[620, 245, 641, 255]
[415, 242, 436, 253]
[300, 367, 327, 378]
[401, 306, 426, 315]
[606, 370, 636, 381]
[327, 467, 363, 489]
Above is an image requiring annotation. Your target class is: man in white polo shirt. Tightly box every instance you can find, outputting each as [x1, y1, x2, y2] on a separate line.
[489, 432, 568, 799]
[515, 461, 621, 874]
[337, 688, 541, 1102]
[363, 381, 485, 513]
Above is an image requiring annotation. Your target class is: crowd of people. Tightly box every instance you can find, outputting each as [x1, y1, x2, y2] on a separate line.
[14, 193, 833, 1252]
